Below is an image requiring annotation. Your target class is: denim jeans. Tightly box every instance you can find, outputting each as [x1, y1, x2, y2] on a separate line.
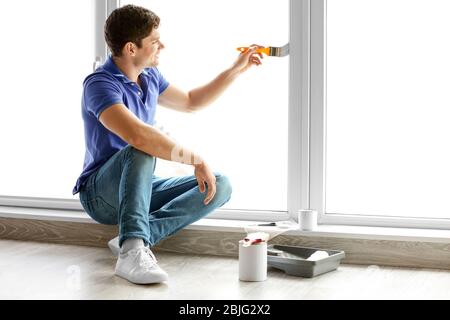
[79, 145, 232, 248]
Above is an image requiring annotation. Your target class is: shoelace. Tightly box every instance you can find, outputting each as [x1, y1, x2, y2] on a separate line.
[138, 247, 158, 269]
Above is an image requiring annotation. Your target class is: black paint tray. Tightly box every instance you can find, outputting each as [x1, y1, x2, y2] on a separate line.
[267, 244, 345, 278]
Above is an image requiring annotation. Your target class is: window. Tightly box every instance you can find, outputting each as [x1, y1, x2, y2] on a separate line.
[0, 1, 94, 200]
[313, 0, 450, 227]
[121, 0, 289, 212]
[3, 0, 448, 229]
[0, 1, 303, 222]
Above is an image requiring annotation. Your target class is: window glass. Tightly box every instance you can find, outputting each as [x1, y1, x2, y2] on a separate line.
[121, 0, 289, 211]
[0, 0, 94, 199]
[327, 0, 450, 218]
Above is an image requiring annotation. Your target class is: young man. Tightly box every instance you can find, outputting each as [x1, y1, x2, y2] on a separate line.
[72, 5, 263, 285]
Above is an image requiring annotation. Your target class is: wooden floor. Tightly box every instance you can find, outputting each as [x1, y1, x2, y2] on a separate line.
[0, 239, 449, 300]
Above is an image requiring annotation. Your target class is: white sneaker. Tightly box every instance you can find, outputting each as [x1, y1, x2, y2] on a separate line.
[108, 236, 120, 257]
[114, 247, 169, 284]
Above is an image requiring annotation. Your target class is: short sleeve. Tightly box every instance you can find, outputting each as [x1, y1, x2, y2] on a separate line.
[154, 68, 170, 94]
[84, 77, 124, 120]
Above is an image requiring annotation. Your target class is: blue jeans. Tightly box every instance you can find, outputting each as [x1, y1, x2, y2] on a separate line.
[79, 145, 232, 248]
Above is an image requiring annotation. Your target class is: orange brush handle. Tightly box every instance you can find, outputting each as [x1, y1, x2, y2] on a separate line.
[236, 46, 270, 56]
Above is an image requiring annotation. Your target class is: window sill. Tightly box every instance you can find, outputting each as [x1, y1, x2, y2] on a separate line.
[187, 218, 450, 243]
[0, 205, 449, 243]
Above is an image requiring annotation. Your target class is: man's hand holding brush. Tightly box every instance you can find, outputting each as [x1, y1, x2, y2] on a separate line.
[231, 44, 265, 74]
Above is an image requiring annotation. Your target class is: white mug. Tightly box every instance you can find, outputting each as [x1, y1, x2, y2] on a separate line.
[298, 209, 318, 231]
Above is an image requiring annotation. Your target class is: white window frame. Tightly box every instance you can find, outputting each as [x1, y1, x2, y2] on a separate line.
[310, 0, 450, 230]
[94, 0, 120, 69]
[0, 0, 309, 224]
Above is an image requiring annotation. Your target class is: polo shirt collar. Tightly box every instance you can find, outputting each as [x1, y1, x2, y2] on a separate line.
[102, 55, 150, 84]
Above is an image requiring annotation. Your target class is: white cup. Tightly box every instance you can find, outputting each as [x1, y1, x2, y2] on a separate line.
[298, 209, 318, 231]
[238, 241, 267, 281]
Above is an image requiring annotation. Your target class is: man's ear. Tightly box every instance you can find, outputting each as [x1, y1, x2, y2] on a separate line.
[124, 42, 137, 57]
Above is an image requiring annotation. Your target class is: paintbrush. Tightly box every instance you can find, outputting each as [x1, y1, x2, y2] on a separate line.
[236, 43, 289, 57]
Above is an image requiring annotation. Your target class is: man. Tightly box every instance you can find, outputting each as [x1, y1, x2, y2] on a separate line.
[72, 5, 263, 285]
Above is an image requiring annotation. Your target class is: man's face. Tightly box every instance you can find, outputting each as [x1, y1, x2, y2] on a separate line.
[134, 28, 164, 68]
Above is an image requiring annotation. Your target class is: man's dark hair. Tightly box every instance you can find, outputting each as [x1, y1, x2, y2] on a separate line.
[105, 5, 160, 57]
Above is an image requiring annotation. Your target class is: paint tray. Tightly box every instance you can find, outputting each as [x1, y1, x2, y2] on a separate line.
[267, 244, 345, 278]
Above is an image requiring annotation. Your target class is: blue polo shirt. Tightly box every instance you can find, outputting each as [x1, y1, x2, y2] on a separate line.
[72, 56, 169, 195]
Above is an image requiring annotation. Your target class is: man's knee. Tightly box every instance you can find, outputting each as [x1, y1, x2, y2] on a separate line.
[214, 172, 232, 203]
[124, 145, 156, 162]
[124, 145, 156, 167]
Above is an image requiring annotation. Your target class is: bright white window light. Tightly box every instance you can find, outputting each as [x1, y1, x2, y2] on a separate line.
[0, 0, 94, 199]
[326, 0, 450, 218]
[121, 0, 289, 211]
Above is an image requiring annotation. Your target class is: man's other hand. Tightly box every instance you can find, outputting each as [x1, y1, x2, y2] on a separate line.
[231, 44, 264, 74]
[194, 161, 217, 205]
